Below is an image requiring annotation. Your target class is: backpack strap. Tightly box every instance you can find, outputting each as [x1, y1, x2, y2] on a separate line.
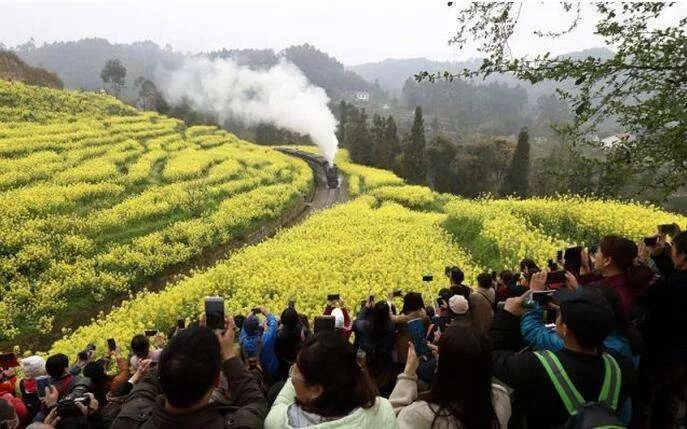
[599, 353, 622, 411]
[534, 350, 586, 416]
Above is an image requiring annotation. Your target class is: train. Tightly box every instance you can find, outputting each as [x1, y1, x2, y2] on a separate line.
[276, 147, 339, 189]
[325, 164, 339, 189]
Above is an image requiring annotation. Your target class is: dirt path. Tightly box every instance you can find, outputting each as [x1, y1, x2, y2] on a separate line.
[15, 149, 347, 351]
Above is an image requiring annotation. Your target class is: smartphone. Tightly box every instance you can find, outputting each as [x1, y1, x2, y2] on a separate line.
[545, 270, 567, 285]
[564, 246, 583, 274]
[658, 224, 679, 236]
[107, 338, 116, 351]
[313, 315, 335, 334]
[326, 293, 340, 302]
[205, 296, 225, 330]
[251, 307, 261, 314]
[0, 352, 18, 369]
[532, 290, 555, 306]
[422, 274, 434, 282]
[176, 318, 185, 330]
[556, 250, 563, 262]
[643, 236, 658, 246]
[407, 318, 430, 357]
[36, 375, 51, 398]
[392, 290, 403, 298]
[288, 299, 296, 309]
[144, 329, 158, 337]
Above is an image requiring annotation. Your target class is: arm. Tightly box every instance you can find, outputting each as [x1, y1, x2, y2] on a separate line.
[323, 305, 333, 315]
[520, 309, 564, 352]
[388, 374, 418, 414]
[221, 357, 267, 427]
[261, 313, 280, 376]
[491, 308, 540, 391]
[109, 355, 130, 394]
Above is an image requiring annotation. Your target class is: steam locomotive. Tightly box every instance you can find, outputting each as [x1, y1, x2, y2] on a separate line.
[325, 164, 339, 189]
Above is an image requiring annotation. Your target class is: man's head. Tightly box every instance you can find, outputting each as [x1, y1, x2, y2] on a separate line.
[158, 326, 222, 410]
[281, 307, 300, 329]
[45, 353, 69, 379]
[553, 288, 615, 351]
[448, 267, 464, 285]
[476, 272, 493, 290]
[671, 231, 687, 270]
[130, 335, 151, 359]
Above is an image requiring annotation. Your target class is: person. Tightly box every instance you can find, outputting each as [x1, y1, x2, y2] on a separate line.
[111, 320, 267, 429]
[353, 301, 396, 396]
[447, 294, 471, 329]
[495, 270, 514, 302]
[129, 335, 162, 371]
[581, 235, 653, 316]
[68, 348, 93, 376]
[644, 230, 687, 428]
[239, 306, 279, 380]
[35, 354, 95, 426]
[274, 306, 307, 382]
[82, 347, 129, 408]
[265, 331, 398, 428]
[469, 272, 496, 335]
[392, 293, 428, 365]
[447, 267, 471, 299]
[491, 288, 637, 428]
[323, 300, 352, 340]
[390, 326, 509, 428]
[18, 355, 46, 422]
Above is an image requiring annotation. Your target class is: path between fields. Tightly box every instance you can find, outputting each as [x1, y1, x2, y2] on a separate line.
[27, 150, 348, 351]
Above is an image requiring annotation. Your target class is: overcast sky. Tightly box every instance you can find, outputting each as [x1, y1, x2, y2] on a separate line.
[1, 1, 684, 65]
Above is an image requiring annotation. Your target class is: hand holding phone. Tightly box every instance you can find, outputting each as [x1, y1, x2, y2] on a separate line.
[205, 296, 225, 330]
[407, 318, 430, 358]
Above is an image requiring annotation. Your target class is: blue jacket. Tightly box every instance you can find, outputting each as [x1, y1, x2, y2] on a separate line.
[520, 307, 638, 424]
[239, 313, 279, 377]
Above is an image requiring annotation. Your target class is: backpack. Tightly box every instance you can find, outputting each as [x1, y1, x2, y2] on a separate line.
[534, 350, 625, 429]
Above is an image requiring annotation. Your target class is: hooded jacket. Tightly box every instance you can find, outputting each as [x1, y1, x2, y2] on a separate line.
[239, 313, 279, 377]
[265, 380, 398, 429]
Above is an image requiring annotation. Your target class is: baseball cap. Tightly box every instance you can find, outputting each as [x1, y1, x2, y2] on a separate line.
[553, 288, 615, 349]
[448, 295, 469, 315]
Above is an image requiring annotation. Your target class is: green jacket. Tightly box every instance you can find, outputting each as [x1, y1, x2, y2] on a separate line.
[265, 380, 399, 429]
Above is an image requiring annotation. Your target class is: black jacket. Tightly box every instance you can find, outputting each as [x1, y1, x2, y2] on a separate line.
[490, 310, 637, 429]
[111, 357, 267, 429]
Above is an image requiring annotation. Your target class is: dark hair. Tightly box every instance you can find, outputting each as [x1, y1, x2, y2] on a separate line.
[298, 314, 311, 334]
[45, 354, 69, 378]
[476, 273, 493, 289]
[159, 326, 221, 408]
[130, 334, 150, 359]
[519, 258, 539, 272]
[83, 360, 107, 382]
[425, 305, 436, 319]
[77, 351, 89, 361]
[369, 301, 391, 338]
[427, 326, 498, 428]
[600, 235, 653, 292]
[588, 281, 646, 356]
[233, 315, 246, 331]
[673, 231, 687, 258]
[449, 267, 464, 284]
[296, 332, 377, 417]
[401, 292, 425, 314]
[281, 307, 300, 329]
[498, 270, 513, 285]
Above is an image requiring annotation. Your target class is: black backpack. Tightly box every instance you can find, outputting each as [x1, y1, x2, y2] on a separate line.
[534, 350, 626, 429]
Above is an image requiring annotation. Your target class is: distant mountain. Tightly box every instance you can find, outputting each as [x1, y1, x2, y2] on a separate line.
[348, 47, 615, 98]
[0, 50, 63, 88]
[13, 39, 385, 104]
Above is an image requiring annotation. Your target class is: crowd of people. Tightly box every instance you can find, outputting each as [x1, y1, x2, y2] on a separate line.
[0, 229, 685, 429]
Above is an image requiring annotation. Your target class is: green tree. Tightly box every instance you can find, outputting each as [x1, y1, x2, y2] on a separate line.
[381, 116, 401, 171]
[370, 114, 387, 166]
[100, 58, 126, 97]
[420, 2, 687, 201]
[134, 77, 167, 111]
[345, 108, 372, 165]
[398, 106, 428, 184]
[426, 135, 458, 193]
[500, 128, 530, 197]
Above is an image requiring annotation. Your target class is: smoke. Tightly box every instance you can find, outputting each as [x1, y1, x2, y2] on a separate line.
[159, 57, 339, 164]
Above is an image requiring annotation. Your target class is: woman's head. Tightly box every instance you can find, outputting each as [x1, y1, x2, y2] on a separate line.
[21, 355, 46, 379]
[595, 235, 637, 274]
[401, 292, 425, 314]
[292, 332, 376, 417]
[130, 334, 151, 359]
[519, 258, 539, 274]
[429, 326, 496, 428]
[280, 307, 300, 329]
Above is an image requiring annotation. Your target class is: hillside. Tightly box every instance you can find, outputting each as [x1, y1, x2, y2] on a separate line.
[50, 145, 687, 357]
[0, 79, 313, 348]
[0, 50, 63, 88]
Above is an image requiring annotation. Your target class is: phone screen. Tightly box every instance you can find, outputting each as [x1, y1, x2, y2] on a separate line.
[564, 246, 583, 274]
[313, 315, 335, 334]
[408, 318, 430, 357]
[36, 375, 51, 398]
[205, 297, 225, 330]
[546, 271, 567, 285]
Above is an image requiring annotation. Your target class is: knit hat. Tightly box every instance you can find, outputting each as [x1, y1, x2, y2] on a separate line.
[0, 398, 17, 429]
[20, 355, 46, 379]
[331, 308, 345, 329]
[448, 295, 469, 315]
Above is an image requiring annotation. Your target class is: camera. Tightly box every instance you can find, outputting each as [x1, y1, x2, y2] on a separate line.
[56, 385, 90, 418]
[422, 274, 433, 282]
[326, 293, 340, 302]
[392, 290, 403, 298]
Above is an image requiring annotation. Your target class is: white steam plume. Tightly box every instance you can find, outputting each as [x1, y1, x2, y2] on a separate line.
[159, 57, 338, 164]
